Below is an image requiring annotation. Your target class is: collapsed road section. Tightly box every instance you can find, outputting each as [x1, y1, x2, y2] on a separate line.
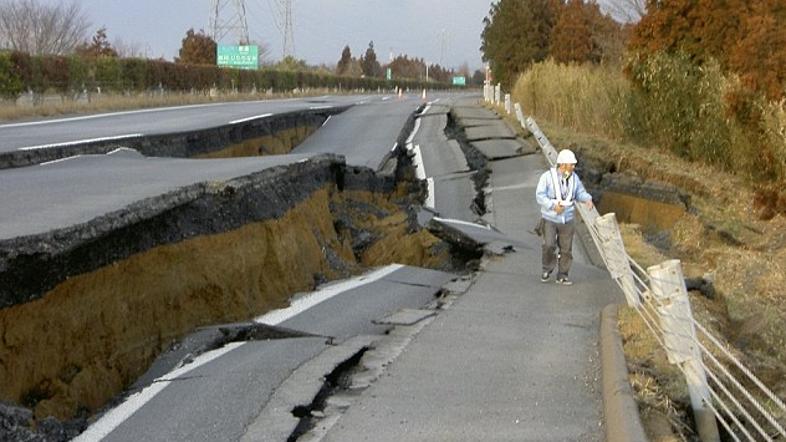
[0, 105, 348, 169]
[0, 138, 467, 439]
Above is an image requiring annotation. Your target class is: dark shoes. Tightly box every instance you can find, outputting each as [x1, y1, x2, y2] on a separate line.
[541, 271, 551, 283]
[556, 276, 573, 286]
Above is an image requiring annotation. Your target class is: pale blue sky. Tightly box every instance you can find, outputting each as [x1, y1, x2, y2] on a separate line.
[54, 0, 497, 69]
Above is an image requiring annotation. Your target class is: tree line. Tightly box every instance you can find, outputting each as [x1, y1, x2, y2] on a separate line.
[485, 0, 786, 201]
[0, 0, 462, 100]
[335, 41, 484, 85]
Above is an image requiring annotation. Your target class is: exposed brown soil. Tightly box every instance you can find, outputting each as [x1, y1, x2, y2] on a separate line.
[597, 191, 685, 232]
[196, 126, 318, 158]
[0, 185, 451, 422]
[540, 120, 786, 438]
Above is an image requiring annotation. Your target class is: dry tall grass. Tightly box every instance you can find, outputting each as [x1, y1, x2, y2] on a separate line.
[512, 58, 786, 189]
[512, 59, 628, 141]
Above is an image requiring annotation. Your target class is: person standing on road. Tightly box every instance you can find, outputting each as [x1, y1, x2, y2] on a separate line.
[535, 149, 593, 285]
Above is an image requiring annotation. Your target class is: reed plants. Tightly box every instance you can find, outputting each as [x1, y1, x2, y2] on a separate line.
[512, 55, 786, 187]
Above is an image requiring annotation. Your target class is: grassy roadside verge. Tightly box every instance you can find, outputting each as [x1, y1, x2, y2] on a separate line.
[538, 119, 786, 439]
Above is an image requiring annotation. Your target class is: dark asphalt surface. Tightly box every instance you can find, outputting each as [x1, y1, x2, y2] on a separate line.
[0, 149, 312, 239]
[292, 97, 422, 169]
[95, 265, 455, 442]
[0, 95, 373, 152]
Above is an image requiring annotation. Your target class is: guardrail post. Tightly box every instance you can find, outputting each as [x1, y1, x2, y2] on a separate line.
[514, 103, 525, 125]
[648, 260, 720, 442]
[595, 213, 639, 308]
[504, 94, 511, 114]
[494, 83, 501, 105]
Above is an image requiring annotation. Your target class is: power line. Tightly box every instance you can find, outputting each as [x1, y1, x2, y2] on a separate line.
[267, 0, 295, 58]
[209, 0, 251, 44]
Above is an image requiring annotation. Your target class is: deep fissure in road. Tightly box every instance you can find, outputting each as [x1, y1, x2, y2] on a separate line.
[444, 111, 490, 217]
[287, 347, 369, 442]
[0, 114, 478, 440]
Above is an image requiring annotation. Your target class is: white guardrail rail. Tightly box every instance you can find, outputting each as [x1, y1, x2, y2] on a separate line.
[483, 85, 786, 442]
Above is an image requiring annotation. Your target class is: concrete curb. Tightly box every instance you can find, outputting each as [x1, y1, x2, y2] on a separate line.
[600, 304, 648, 442]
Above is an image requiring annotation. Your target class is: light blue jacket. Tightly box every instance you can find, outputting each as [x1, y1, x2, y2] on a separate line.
[536, 167, 592, 224]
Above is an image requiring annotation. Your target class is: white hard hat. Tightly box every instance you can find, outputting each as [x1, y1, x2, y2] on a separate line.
[556, 149, 577, 164]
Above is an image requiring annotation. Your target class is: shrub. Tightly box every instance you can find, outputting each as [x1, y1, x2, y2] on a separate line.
[0, 52, 24, 99]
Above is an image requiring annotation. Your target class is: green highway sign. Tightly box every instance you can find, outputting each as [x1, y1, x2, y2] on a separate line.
[452, 76, 466, 86]
[217, 45, 259, 70]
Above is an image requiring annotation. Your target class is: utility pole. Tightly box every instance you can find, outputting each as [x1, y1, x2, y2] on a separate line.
[269, 0, 295, 58]
[209, 0, 251, 44]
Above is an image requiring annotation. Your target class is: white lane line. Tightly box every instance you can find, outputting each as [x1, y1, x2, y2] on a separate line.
[309, 105, 333, 110]
[73, 342, 245, 442]
[433, 216, 493, 230]
[321, 115, 332, 127]
[40, 155, 82, 166]
[229, 113, 274, 124]
[17, 133, 144, 151]
[433, 98, 441, 103]
[406, 118, 422, 145]
[391, 142, 398, 152]
[75, 264, 404, 441]
[256, 264, 404, 325]
[421, 104, 432, 115]
[412, 144, 426, 180]
[426, 177, 435, 209]
[381, 96, 392, 101]
[0, 101, 277, 129]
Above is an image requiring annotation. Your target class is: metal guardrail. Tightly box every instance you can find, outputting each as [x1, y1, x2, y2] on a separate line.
[485, 89, 786, 441]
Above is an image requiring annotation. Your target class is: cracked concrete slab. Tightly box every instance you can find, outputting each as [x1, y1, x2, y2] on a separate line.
[472, 138, 538, 160]
[427, 217, 530, 252]
[451, 106, 498, 121]
[240, 335, 377, 442]
[430, 171, 478, 222]
[465, 123, 516, 141]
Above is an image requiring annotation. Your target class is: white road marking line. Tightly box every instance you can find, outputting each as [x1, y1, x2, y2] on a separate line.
[421, 105, 432, 115]
[107, 147, 138, 155]
[256, 264, 404, 325]
[381, 96, 392, 101]
[0, 101, 276, 129]
[406, 118, 422, 145]
[433, 98, 441, 103]
[73, 342, 245, 442]
[321, 115, 332, 127]
[433, 216, 493, 230]
[391, 142, 398, 152]
[229, 113, 274, 124]
[412, 144, 426, 180]
[40, 155, 82, 166]
[17, 134, 144, 151]
[309, 105, 333, 110]
[426, 177, 435, 209]
[74, 264, 404, 441]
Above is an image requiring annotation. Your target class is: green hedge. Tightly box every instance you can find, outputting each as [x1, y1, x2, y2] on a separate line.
[0, 51, 449, 99]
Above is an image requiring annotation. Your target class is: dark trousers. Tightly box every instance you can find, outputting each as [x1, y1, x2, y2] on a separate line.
[541, 218, 575, 278]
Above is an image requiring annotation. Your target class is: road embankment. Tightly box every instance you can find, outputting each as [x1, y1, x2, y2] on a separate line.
[0, 106, 349, 170]
[0, 141, 455, 434]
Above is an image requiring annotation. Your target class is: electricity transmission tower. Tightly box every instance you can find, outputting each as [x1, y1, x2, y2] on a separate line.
[268, 0, 295, 58]
[438, 29, 449, 66]
[209, 0, 251, 44]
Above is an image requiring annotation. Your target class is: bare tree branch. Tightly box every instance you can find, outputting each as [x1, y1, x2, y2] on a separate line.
[0, 0, 90, 54]
[601, 0, 647, 23]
